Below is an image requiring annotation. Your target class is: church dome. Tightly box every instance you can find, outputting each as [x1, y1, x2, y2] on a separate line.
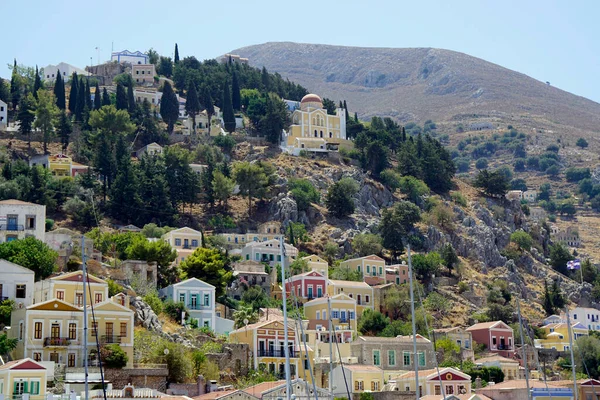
[300, 94, 323, 111]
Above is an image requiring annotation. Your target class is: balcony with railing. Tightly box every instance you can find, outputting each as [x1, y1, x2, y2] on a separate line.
[493, 344, 513, 351]
[44, 337, 71, 347]
[257, 349, 296, 358]
[0, 224, 24, 232]
[100, 335, 123, 344]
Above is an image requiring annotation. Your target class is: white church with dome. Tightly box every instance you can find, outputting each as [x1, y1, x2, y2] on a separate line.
[282, 93, 347, 155]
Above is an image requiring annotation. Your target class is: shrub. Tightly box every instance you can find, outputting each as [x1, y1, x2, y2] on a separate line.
[527, 156, 540, 170]
[398, 176, 430, 203]
[546, 144, 560, 153]
[164, 300, 187, 324]
[455, 157, 471, 173]
[102, 344, 128, 368]
[451, 192, 467, 207]
[143, 292, 163, 315]
[380, 169, 402, 190]
[565, 167, 591, 182]
[458, 281, 469, 294]
[475, 158, 488, 170]
[576, 138, 589, 149]
[106, 279, 124, 297]
[45, 219, 54, 231]
[513, 158, 526, 172]
[289, 178, 320, 212]
[511, 179, 528, 191]
[510, 230, 533, 251]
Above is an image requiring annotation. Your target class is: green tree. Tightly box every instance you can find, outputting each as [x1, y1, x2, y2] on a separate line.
[84, 79, 92, 110]
[222, 82, 236, 133]
[398, 176, 430, 204]
[0, 237, 58, 280]
[358, 309, 390, 335]
[261, 94, 289, 144]
[212, 170, 234, 207]
[75, 77, 85, 121]
[231, 72, 241, 111]
[474, 169, 510, 197]
[326, 177, 359, 218]
[510, 230, 533, 251]
[94, 82, 101, 110]
[203, 88, 215, 129]
[576, 138, 589, 149]
[0, 77, 10, 104]
[17, 94, 36, 146]
[289, 178, 320, 212]
[0, 300, 15, 326]
[435, 337, 461, 366]
[174, 43, 180, 64]
[441, 243, 459, 274]
[32, 65, 42, 99]
[102, 87, 111, 106]
[550, 243, 573, 274]
[475, 158, 488, 170]
[10, 59, 22, 109]
[54, 71, 66, 110]
[574, 336, 600, 379]
[115, 82, 128, 111]
[352, 233, 383, 257]
[412, 252, 442, 283]
[185, 82, 201, 133]
[233, 161, 273, 217]
[542, 280, 555, 316]
[550, 279, 566, 310]
[102, 344, 128, 368]
[34, 90, 59, 154]
[163, 146, 199, 209]
[127, 82, 136, 114]
[241, 286, 272, 311]
[180, 247, 232, 297]
[0, 333, 17, 357]
[110, 142, 143, 223]
[158, 56, 173, 78]
[56, 110, 72, 152]
[378, 201, 421, 260]
[160, 81, 179, 133]
[233, 305, 258, 329]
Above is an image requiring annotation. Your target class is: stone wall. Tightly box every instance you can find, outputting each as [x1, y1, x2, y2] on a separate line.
[104, 367, 168, 392]
[353, 391, 416, 400]
[205, 343, 251, 377]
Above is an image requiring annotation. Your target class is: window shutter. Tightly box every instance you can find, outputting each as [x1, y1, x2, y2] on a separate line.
[13, 382, 17, 394]
[23, 381, 28, 394]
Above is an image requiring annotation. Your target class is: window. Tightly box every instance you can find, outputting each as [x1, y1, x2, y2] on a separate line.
[204, 320, 209, 327]
[56, 290, 65, 300]
[106, 322, 113, 338]
[175, 238, 181, 246]
[33, 352, 41, 362]
[379, 267, 383, 275]
[179, 293, 186, 303]
[25, 215, 35, 229]
[76, 292, 83, 307]
[204, 294, 210, 306]
[365, 295, 370, 304]
[16, 284, 26, 298]
[191, 239, 199, 248]
[349, 311, 356, 320]
[354, 381, 363, 391]
[403, 351, 410, 366]
[30, 381, 40, 395]
[331, 310, 339, 319]
[14, 381, 25, 395]
[34, 322, 42, 339]
[92, 322, 98, 336]
[69, 323, 76, 340]
[366, 265, 370, 273]
[373, 350, 380, 366]
[418, 351, 426, 367]
[388, 350, 396, 366]
[68, 353, 76, 367]
[445, 385, 454, 395]
[316, 311, 321, 320]
[95, 293, 103, 303]
[434, 386, 441, 395]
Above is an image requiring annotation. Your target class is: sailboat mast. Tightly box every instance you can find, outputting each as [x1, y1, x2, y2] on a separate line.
[280, 236, 292, 400]
[407, 243, 419, 399]
[83, 235, 89, 400]
[327, 297, 334, 398]
[565, 308, 579, 400]
[516, 297, 531, 400]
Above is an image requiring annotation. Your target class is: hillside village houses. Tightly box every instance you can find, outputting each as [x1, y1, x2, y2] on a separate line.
[240, 239, 298, 267]
[0, 259, 35, 307]
[552, 226, 581, 248]
[0, 199, 46, 243]
[0, 358, 48, 399]
[42, 62, 88, 83]
[111, 50, 149, 65]
[535, 322, 588, 350]
[161, 227, 203, 265]
[29, 153, 89, 178]
[466, 321, 515, 358]
[0, 99, 7, 129]
[219, 221, 282, 249]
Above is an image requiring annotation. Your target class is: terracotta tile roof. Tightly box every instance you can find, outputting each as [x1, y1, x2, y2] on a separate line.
[478, 379, 563, 390]
[0, 199, 40, 206]
[421, 395, 492, 400]
[466, 321, 509, 331]
[357, 335, 431, 343]
[328, 280, 371, 288]
[243, 381, 286, 397]
[475, 355, 520, 364]
[342, 365, 383, 372]
[192, 390, 238, 400]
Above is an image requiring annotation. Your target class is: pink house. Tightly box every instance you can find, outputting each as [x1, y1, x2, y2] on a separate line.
[285, 271, 327, 300]
[466, 321, 514, 358]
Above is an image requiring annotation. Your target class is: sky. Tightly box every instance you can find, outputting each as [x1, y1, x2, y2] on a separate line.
[3, 0, 599, 102]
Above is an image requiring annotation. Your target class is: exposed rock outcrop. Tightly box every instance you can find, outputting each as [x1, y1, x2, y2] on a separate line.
[130, 296, 162, 332]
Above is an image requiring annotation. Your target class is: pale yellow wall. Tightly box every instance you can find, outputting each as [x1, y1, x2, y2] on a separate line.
[339, 258, 386, 278]
[327, 284, 374, 313]
[0, 369, 47, 397]
[349, 371, 384, 392]
[34, 279, 108, 306]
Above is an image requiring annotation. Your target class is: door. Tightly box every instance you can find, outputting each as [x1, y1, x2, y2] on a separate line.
[317, 286, 322, 298]
[268, 341, 274, 357]
[7, 215, 17, 230]
[259, 341, 266, 357]
[307, 287, 313, 299]
[106, 322, 113, 341]
[51, 323, 60, 339]
[341, 311, 347, 322]
[184, 239, 189, 249]
[50, 352, 59, 363]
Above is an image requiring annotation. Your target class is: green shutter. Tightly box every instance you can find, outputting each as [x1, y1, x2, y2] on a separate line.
[13, 382, 17, 395]
[23, 381, 28, 394]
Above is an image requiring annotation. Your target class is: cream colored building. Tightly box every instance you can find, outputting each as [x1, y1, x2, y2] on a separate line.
[162, 227, 202, 265]
[283, 94, 347, 155]
[34, 271, 108, 307]
[330, 364, 384, 395]
[388, 367, 472, 397]
[339, 255, 386, 281]
[327, 280, 374, 314]
[240, 239, 298, 267]
[302, 255, 329, 278]
[304, 293, 357, 333]
[0, 358, 48, 399]
[135, 142, 163, 158]
[132, 64, 156, 85]
[0, 199, 46, 243]
[475, 354, 520, 381]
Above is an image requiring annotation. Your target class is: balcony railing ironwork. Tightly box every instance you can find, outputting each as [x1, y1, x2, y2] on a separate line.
[44, 337, 71, 347]
[257, 349, 296, 358]
[0, 224, 24, 231]
[100, 335, 123, 344]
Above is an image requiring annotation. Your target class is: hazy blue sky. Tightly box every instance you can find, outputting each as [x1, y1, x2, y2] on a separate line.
[3, 0, 598, 102]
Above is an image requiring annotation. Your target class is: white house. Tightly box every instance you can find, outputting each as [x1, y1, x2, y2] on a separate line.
[160, 278, 234, 334]
[0, 259, 35, 307]
[111, 50, 149, 65]
[564, 307, 600, 331]
[135, 142, 163, 158]
[0, 199, 46, 243]
[42, 62, 88, 83]
[161, 227, 202, 265]
[240, 239, 298, 267]
[0, 100, 7, 129]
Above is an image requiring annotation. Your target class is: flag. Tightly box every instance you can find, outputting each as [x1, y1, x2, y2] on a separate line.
[567, 259, 581, 270]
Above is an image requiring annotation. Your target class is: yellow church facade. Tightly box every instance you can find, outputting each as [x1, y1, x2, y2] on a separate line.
[284, 94, 347, 154]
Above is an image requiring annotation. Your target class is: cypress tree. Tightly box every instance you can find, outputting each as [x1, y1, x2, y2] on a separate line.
[17, 94, 36, 145]
[115, 82, 128, 110]
[127, 83, 136, 114]
[102, 88, 111, 106]
[261, 67, 270, 91]
[68, 73, 78, 114]
[54, 71, 66, 110]
[203, 88, 215, 130]
[174, 43, 180, 64]
[222, 82, 236, 133]
[159, 81, 179, 133]
[354, 112, 359, 123]
[110, 145, 142, 224]
[10, 59, 21, 109]
[57, 110, 72, 152]
[343, 100, 349, 122]
[75, 78, 85, 121]
[231, 72, 241, 111]
[94, 83, 101, 110]
[33, 65, 41, 99]
[185, 82, 201, 133]
[84, 79, 92, 110]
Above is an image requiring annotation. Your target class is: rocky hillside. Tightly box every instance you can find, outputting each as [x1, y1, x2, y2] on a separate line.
[230, 42, 600, 145]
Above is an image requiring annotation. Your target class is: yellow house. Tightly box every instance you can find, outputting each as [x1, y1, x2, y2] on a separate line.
[339, 255, 386, 281]
[389, 367, 472, 397]
[475, 354, 520, 381]
[228, 317, 312, 382]
[536, 323, 588, 351]
[162, 227, 203, 265]
[302, 255, 329, 278]
[330, 364, 384, 395]
[0, 358, 47, 399]
[34, 270, 109, 307]
[303, 293, 357, 333]
[286, 94, 347, 147]
[327, 280, 374, 314]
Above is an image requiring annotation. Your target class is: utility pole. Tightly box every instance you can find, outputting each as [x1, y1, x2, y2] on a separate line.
[565, 308, 579, 400]
[82, 235, 89, 400]
[280, 236, 292, 400]
[407, 243, 419, 399]
[517, 297, 531, 400]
